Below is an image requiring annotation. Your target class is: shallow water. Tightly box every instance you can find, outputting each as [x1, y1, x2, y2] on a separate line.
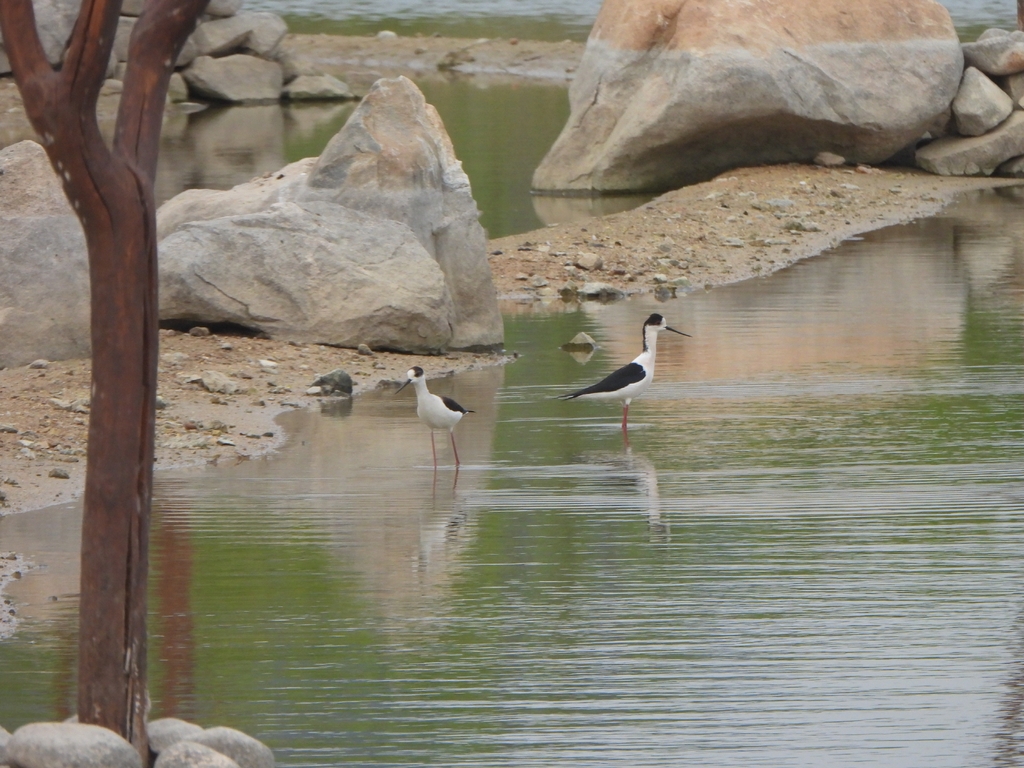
[2, 188, 1023, 765]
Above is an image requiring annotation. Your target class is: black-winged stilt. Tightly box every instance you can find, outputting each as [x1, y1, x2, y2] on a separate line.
[558, 313, 689, 433]
[397, 366, 474, 467]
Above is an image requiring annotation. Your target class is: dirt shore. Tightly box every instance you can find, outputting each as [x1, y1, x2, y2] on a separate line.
[1, 32, 1022, 519]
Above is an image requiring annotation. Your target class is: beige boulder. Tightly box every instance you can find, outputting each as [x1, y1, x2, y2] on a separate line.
[299, 76, 503, 350]
[533, 0, 963, 193]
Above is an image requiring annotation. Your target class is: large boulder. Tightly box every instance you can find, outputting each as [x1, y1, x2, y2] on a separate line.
[0, 140, 90, 369]
[182, 54, 284, 103]
[532, 0, 964, 193]
[159, 202, 457, 354]
[299, 76, 503, 350]
[157, 77, 503, 352]
[916, 110, 1024, 175]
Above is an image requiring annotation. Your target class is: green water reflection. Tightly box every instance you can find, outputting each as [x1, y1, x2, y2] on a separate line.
[153, 79, 571, 239]
[2, 191, 1024, 766]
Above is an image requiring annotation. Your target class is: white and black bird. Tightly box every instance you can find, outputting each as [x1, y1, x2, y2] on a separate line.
[397, 366, 474, 467]
[558, 313, 689, 433]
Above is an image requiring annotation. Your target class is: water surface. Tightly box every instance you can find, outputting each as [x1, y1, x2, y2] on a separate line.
[2, 188, 1023, 765]
[245, 0, 1020, 41]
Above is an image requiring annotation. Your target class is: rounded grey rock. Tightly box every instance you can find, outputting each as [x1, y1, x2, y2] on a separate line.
[189, 727, 274, 768]
[147, 718, 205, 754]
[154, 741, 240, 768]
[7, 722, 142, 768]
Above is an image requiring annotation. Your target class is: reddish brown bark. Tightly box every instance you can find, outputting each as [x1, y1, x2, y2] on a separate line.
[0, 0, 207, 757]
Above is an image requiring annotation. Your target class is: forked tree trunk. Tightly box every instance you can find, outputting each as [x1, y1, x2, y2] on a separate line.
[0, 0, 207, 758]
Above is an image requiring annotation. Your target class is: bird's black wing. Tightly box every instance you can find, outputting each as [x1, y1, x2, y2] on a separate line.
[558, 362, 645, 399]
[441, 395, 473, 414]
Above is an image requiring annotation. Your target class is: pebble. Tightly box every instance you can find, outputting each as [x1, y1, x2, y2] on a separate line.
[189, 326, 211, 337]
[28, 359, 48, 369]
[48, 468, 70, 479]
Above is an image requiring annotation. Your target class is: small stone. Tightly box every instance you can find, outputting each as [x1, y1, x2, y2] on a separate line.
[201, 371, 240, 395]
[155, 395, 170, 410]
[311, 369, 353, 396]
[258, 359, 278, 370]
[282, 74, 355, 101]
[0, 424, 17, 434]
[216, 437, 236, 446]
[48, 468, 70, 479]
[574, 252, 603, 271]
[28, 359, 49, 369]
[530, 276, 549, 288]
[376, 29, 398, 39]
[722, 238, 745, 247]
[813, 151, 846, 167]
[189, 326, 211, 337]
[577, 282, 626, 300]
[306, 386, 323, 396]
[357, 344, 374, 356]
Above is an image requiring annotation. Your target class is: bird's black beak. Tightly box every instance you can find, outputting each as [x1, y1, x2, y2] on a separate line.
[666, 326, 691, 337]
[396, 379, 411, 393]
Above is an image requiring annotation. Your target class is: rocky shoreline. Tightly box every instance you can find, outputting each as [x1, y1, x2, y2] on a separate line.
[2, 33, 1023, 519]
[1, 31, 1023, 638]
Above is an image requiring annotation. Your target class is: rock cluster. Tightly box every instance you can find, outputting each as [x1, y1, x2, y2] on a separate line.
[916, 29, 1024, 176]
[0, 719, 273, 768]
[0, 0, 354, 104]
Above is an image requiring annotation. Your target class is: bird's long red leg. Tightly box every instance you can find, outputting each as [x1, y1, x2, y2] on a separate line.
[431, 432, 438, 468]
[451, 431, 461, 467]
[621, 404, 629, 432]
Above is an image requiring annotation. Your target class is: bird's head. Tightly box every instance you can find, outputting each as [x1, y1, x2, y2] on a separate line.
[644, 313, 690, 337]
[396, 366, 425, 393]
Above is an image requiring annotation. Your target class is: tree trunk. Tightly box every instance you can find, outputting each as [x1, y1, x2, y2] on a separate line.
[0, 0, 207, 758]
